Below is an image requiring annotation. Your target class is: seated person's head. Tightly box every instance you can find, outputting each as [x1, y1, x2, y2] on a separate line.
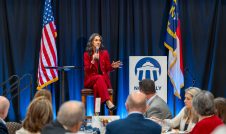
[184, 87, 201, 109]
[214, 97, 226, 124]
[192, 90, 215, 117]
[125, 91, 147, 113]
[0, 96, 10, 120]
[183, 87, 201, 123]
[139, 79, 155, 95]
[57, 101, 85, 133]
[23, 96, 53, 132]
[34, 89, 52, 103]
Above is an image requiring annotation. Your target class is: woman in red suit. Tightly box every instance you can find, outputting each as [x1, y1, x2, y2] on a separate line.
[84, 33, 121, 110]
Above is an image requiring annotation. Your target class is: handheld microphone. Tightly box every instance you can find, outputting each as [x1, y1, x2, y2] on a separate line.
[95, 47, 99, 53]
[94, 47, 100, 61]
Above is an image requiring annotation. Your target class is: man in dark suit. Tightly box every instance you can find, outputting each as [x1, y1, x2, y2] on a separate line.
[139, 79, 172, 119]
[0, 96, 10, 134]
[41, 101, 85, 134]
[106, 91, 161, 134]
[0, 123, 8, 134]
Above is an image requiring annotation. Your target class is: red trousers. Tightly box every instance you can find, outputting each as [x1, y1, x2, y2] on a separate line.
[84, 74, 110, 103]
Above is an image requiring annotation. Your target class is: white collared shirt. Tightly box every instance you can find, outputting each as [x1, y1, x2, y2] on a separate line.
[128, 111, 143, 115]
[146, 94, 157, 105]
[0, 118, 6, 124]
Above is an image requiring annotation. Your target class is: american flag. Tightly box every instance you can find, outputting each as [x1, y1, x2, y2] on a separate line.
[164, 0, 184, 98]
[37, 0, 58, 90]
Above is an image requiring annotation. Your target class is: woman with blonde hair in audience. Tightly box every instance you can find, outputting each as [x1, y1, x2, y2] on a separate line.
[214, 97, 226, 124]
[34, 89, 52, 103]
[151, 87, 201, 132]
[16, 96, 53, 134]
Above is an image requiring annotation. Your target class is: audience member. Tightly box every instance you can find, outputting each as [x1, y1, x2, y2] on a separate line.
[139, 79, 172, 119]
[214, 97, 226, 124]
[211, 125, 226, 134]
[106, 91, 161, 134]
[190, 91, 223, 134]
[152, 87, 201, 132]
[41, 101, 85, 134]
[34, 89, 52, 103]
[0, 96, 10, 134]
[16, 97, 53, 134]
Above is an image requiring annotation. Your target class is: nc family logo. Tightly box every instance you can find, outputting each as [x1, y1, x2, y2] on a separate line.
[135, 57, 161, 81]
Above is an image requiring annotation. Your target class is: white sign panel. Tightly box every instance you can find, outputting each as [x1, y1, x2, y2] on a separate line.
[129, 56, 167, 102]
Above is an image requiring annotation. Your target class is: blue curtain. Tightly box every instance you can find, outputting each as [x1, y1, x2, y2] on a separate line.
[1, 0, 226, 121]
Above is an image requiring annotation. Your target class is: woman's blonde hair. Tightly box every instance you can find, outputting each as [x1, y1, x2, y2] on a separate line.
[183, 87, 201, 123]
[34, 89, 52, 103]
[23, 96, 53, 132]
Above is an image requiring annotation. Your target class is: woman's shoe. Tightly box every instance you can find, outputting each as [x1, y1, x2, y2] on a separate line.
[107, 105, 116, 111]
[106, 100, 116, 111]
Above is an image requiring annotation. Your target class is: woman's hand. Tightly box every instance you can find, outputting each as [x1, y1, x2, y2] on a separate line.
[92, 53, 99, 60]
[111, 60, 122, 68]
[91, 53, 99, 64]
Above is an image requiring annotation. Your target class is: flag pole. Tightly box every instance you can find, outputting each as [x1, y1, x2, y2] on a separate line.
[173, 92, 176, 117]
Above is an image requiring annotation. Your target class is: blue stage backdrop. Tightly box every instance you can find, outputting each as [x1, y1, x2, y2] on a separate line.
[1, 0, 226, 121]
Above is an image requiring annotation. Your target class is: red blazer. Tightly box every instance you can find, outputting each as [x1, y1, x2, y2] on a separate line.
[190, 115, 223, 134]
[84, 50, 113, 88]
